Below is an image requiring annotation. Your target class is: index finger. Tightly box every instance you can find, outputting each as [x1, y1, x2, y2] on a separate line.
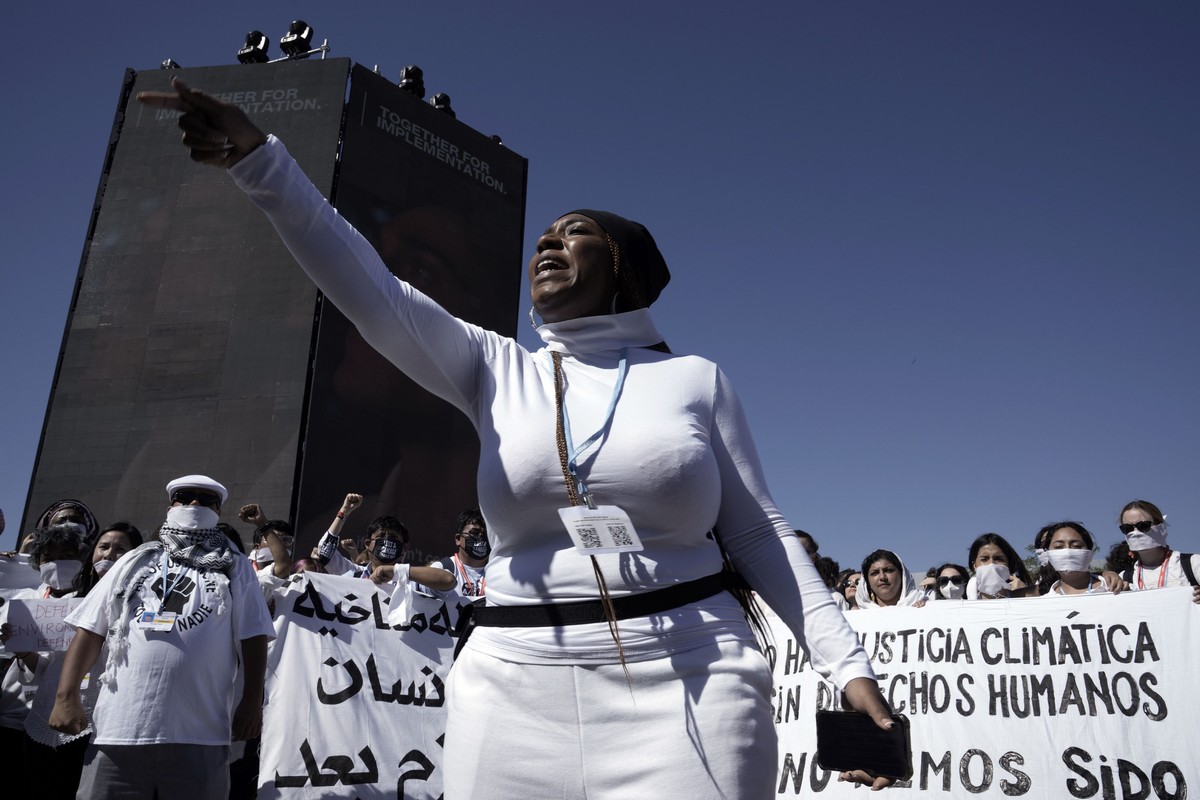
[135, 77, 209, 112]
[136, 79, 192, 110]
[136, 88, 189, 111]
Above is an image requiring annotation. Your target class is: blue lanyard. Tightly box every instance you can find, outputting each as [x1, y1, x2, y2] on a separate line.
[159, 550, 189, 608]
[557, 348, 629, 508]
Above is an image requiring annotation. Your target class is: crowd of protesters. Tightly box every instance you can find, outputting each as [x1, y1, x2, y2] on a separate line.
[1, 491, 1195, 798]
[0, 483, 490, 799]
[805, 499, 1200, 613]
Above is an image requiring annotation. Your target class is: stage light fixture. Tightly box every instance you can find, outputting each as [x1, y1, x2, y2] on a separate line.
[398, 65, 425, 99]
[490, 135, 504, 147]
[430, 93, 456, 118]
[237, 31, 270, 64]
[280, 20, 314, 58]
[160, 59, 182, 70]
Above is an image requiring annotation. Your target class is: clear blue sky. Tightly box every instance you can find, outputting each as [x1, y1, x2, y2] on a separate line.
[2, 2, 1198, 575]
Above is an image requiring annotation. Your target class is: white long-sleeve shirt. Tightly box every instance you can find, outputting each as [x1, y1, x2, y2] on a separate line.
[230, 138, 873, 685]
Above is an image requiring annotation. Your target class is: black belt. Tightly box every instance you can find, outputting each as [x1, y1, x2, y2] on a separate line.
[473, 572, 735, 628]
[452, 571, 746, 659]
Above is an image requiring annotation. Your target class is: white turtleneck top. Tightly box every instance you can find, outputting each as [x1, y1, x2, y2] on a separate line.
[231, 137, 873, 685]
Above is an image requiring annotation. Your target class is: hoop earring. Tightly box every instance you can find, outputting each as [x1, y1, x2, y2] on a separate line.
[529, 306, 541, 329]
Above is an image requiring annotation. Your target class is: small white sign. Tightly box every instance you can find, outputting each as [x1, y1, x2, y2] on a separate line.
[2, 597, 83, 652]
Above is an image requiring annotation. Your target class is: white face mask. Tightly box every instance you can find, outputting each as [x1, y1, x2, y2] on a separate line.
[1044, 548, 1093, 573]
[938, 578, 965, 600]
[1124, 522, 1168, 552]
[166, 505, 220, 531]
[40, 559, 83, 590]
[93, 559, 117, 577]
[974, 563, 1011, 595]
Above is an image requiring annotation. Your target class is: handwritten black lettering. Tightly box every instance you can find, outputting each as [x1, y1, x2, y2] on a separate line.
[274, 739, 379, 787]
[317, 657, 363, 705]
[397, 749, 436, 799]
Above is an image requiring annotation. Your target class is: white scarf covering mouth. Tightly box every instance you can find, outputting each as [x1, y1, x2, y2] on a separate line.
[1037, 548, 1095, 573]
[972, 563, 1011, 596]
[1124, 521, 1169, 552]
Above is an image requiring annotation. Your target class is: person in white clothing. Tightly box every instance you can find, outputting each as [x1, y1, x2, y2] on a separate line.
[48, 474, 275, 800]
[966, 532, 1036, 600]
[0, 522, 86, 799]
[925, 563, 969, 602]
[856, 550, 926, 609]
[324, 515, 409, 583]
[22, 522, 143, 800]
[1115, 499, 1200, 603]
[1033, 522, 1108, 596]
[137, 80, 897, 796]
[427, 507, 489, 601]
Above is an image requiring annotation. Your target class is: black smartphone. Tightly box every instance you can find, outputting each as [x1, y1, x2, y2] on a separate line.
[815, 710, 912, 780]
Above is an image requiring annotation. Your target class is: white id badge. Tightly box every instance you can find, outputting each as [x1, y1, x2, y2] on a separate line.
[135, 610, 177, 631]
[558, 505, 643, 555]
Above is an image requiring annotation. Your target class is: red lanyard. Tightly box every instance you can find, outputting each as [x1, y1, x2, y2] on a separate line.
[1135, 549, 1171, 590]
[455, 554, 485, 596]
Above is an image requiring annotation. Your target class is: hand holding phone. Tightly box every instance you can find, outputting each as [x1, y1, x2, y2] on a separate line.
[816, 710, 912, 781]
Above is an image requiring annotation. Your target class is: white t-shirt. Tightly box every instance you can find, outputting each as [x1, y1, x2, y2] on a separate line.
[1043, 575, 1111, 596]
[431, 555, 486, 600]
[67, 552, 274, 746]
[1125, 551, 1200, 591]
[257, 566, 288, 602]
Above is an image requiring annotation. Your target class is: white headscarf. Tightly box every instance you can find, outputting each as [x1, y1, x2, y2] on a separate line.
[856, 554, 924, 609]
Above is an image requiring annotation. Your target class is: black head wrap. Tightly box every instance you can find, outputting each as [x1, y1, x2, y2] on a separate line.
[566, 210, 670, 310]
[34, 499, 98, 542]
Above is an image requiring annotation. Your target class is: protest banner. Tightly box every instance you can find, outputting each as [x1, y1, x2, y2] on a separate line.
[258, 572, 467, 799]
[1, 597, 82, 652]
[767, 588, 1198, 798]
[0, 554, 42, 598]
[258, 575, 1197, 799]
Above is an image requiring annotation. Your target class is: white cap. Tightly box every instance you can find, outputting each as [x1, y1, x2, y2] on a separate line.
[165, 474, 229, 505]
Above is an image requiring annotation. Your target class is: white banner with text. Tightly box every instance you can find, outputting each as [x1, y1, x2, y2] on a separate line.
[258, 575, 1196, 799]
[767, 588, 1197, 798]
[257, 572, 467, 799]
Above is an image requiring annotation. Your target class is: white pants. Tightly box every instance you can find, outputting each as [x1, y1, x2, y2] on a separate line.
[443, 638, 777, 800]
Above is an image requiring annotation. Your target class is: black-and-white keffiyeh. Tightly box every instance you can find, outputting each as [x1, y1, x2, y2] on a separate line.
[156, 524, 238, 571]
[99, 525, 238, 688]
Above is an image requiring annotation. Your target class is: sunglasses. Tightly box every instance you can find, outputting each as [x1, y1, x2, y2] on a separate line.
[254, 532, 295, 547]
[171, 490, 221, 508]
[1119, 520, 1157, 535]
[937, 576, 964, 587]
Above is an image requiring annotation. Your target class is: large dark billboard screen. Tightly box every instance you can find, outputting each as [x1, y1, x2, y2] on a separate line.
[296, 65, 527, 558]
[25, 60, 349, 538]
